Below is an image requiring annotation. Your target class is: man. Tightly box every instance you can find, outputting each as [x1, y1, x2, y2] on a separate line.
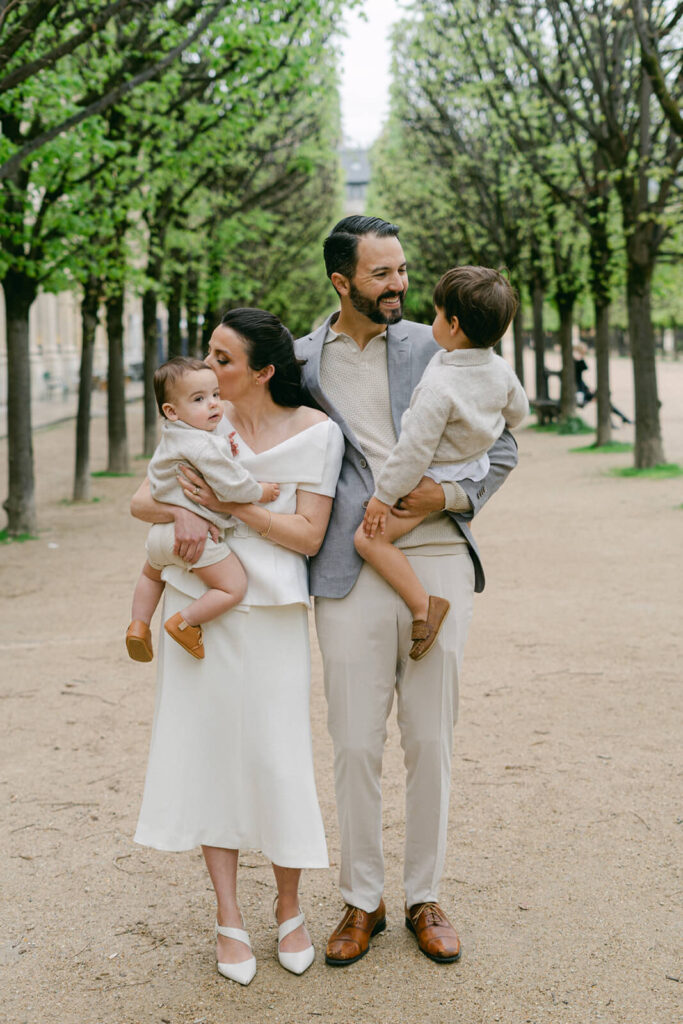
[295, 215, 519, 965]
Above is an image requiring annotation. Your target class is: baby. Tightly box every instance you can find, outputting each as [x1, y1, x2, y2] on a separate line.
[126, 357, 278, 662]
[355, 266, 529, 661]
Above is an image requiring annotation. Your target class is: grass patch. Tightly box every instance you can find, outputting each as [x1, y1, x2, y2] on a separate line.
[0, 528, 38, 543]
[557, 416, 594, 435]
[529, 421, 560, 432]
[570, 441, 633, 454]
[609, 463, 683, 479]
[91, 470, 134, 478]
[529, 415, 593, 435]
[60, 496, 102, 505]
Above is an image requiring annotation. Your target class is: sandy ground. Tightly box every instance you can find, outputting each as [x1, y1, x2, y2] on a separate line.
[1, 354, 682, 1024]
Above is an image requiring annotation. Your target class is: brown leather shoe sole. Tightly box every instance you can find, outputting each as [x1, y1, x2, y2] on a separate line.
[126, 620, 153, 662]
[324, 917, 386, 967]
[405, 914, 462, 964]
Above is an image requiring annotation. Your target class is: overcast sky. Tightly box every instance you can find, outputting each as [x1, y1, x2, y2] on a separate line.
[338, 0, 404, 148]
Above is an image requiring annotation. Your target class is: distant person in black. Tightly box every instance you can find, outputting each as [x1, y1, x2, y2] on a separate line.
[573, 341, 631, 425]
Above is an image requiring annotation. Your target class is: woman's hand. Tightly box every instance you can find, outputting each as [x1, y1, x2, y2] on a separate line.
[177, 464, 223, 513]
[172, 507, 218, 564]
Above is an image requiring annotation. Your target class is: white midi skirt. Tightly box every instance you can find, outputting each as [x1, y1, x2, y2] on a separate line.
[134, 582, 328, 868]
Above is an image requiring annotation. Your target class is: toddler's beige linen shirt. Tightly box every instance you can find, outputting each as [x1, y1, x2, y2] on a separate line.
[373, 347, 529, 508]
[320, 326, 466, 551]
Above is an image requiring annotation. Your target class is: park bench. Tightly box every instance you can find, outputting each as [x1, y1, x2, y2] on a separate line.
[530, 368, 562, 424]
[530, 396, 561, 424]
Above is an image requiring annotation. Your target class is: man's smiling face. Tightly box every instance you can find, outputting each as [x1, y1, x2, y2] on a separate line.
[346, 233, 409, 325]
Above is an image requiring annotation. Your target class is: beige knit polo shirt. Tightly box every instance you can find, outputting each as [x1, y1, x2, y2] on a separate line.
[320, 326, 466, 552]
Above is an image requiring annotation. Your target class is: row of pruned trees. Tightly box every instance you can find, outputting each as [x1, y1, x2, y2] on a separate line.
[1, 0, 351, 535]
[368, 0, 682, 466]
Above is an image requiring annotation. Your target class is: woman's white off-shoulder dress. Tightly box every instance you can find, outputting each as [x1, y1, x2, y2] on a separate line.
[134, 416, 344, 868]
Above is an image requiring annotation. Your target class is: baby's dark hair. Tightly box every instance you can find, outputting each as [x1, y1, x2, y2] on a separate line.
[220, 307, 304, 408]
[154, 356, 210, 417]
[433, 266, 518, 348]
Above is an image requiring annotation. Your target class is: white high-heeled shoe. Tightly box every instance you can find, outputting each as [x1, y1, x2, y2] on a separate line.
[215, 920, 256, 986]
[276, 907, 315, 975]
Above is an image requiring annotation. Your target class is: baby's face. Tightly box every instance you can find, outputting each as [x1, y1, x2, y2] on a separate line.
[164, 368, 223, 431]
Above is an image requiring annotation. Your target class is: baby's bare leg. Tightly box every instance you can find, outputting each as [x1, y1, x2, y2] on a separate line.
[131, 561, 165, 623]
[181, 553, 248, 626]
[354, 512, 430, 620]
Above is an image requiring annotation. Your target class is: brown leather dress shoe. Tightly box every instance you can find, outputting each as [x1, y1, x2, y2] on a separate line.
[409, 596, 450, 661]
[325, 900, 386, 966]
[405, 902, 461, 963]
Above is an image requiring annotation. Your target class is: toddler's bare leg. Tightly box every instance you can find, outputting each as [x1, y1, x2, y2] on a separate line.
[131, 561, 165, 623]
[181, 553, 248, 626]
[354, 513, 430, 620]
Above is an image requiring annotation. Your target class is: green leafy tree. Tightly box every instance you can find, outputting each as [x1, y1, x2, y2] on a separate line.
[0, 0, 352, 531]
[484, 0, 682, 465]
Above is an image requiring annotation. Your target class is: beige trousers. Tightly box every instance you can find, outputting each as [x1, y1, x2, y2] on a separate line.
[314, 550, 474, 912]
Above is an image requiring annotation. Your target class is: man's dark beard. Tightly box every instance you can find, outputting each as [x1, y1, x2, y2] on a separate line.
[349, 281, 404, 325]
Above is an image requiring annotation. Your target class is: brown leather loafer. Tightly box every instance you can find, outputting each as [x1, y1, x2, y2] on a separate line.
[325, 900, 386, 966]
[126, 620, 153, 662]
[405, 902, 461, 963]
[409, 596, 450, 661]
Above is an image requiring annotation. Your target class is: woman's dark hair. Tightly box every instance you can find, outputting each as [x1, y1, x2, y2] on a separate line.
[219, 307, 305, 408]
[323, 215, 400, 282]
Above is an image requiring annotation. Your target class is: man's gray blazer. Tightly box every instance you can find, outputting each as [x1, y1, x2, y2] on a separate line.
[295, 314, 519, 598]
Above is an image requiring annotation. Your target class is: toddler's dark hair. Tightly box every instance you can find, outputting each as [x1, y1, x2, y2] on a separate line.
[433, 266, 518, 348]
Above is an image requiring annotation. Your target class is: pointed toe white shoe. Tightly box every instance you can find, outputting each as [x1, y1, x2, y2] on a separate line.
[277, 909, 315, 976]
[215, 921, 256, 986]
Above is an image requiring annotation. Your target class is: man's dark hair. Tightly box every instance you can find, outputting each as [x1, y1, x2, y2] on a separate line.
[323, 215, 400, 281]
[433, 266, 519, 348]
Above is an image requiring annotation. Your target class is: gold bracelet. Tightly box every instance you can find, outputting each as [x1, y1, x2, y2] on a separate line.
[259, 509, 273, 539]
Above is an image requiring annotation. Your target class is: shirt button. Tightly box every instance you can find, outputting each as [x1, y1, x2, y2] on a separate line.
[362, 500, 369, 508]
[360, 458, 367, 469]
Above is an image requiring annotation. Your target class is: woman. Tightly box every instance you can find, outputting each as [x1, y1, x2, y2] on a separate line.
[130, 308, 344, 985]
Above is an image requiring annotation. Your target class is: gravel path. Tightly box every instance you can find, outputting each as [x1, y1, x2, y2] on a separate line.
[2, 354, 681, 1024]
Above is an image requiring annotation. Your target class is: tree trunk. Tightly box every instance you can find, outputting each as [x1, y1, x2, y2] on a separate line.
[73, 276, 100, 500]
[531, 273, 547, 399]
[142, 288, 159, 457]
[2, 269, 37, 535]
[619, 72, 665, 468]
[556, 295, 576, 420]
[201, 305, 215, 353]
[585, 152, 614, 447]
[105, 289, 129, 473]
[512, 305, 525, 387]
[594, 300, 612, 447]
[186, 267, 200, 356]
[626, 255, 664, 467]
[142, 210, 169, 455]
[167, 268, 183, 358]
